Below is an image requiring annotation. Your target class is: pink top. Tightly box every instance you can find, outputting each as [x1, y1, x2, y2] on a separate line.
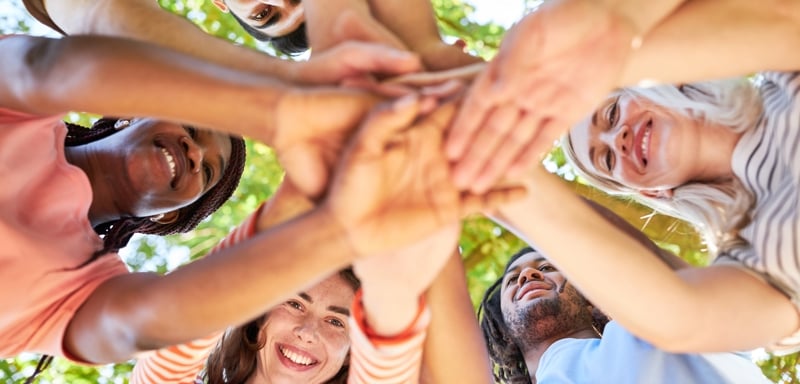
[0, 108, 129, 360]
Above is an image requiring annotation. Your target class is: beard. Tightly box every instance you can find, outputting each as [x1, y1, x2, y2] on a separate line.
[505, 286, 590, 347]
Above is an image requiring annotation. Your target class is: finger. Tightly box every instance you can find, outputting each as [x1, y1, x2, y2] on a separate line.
[340, 42, 422, 77]
[445, 66, 498, 161]
[419, 79, 465, 100]
[383, 62, 487, 87]
[340, 76, 415, 98]
[459, 185, 528, 216]
[358, 95, 421, 152]
[450, 105, 520, 189]
[281, 148, 328, 199]
[471, 111, 539, 193]
[506, 117, 561, 178]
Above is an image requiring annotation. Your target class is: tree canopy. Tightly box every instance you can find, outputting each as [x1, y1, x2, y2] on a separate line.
[1, 0, 796, 382]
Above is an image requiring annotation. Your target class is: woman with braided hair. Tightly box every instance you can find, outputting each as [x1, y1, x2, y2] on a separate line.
[2, 31, 515, 371]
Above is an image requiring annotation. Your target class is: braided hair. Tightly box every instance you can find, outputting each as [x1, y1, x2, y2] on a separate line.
[65, 118, 247, 258]
[478, 247, 535, 384]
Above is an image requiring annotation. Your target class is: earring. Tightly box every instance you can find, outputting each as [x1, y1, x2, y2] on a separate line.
[149, 213, 165, 222]
[114, 119, 131, 130]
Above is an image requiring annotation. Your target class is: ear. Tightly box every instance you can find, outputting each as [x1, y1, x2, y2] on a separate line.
[212, 0, 229, 12]
[639, 188, 673, 199]
[149, 211, 179, 225]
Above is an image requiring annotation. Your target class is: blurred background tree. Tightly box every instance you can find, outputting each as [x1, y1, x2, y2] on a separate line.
[0, 0, 795, 382]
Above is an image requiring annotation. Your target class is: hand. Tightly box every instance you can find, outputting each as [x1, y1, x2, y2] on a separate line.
[270, 88, 381, 199]
[323, 96, 524, 257]
[354, 224, 460, 335]
[354, 223, 460, 299]
[287, 40, 422, 86]
[446, 0, 639, 193]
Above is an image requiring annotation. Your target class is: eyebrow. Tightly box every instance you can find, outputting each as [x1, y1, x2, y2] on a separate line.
[298, 293, 351, 317]
[328, 306, 351, 317]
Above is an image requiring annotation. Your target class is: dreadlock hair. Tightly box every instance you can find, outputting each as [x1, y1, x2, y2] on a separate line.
[203, 268, 360, 384]
[65, 118, 246, 259]
[478, 246, 611, 384]
[228, 10, 309, 56]
[478, 246, 535, 384]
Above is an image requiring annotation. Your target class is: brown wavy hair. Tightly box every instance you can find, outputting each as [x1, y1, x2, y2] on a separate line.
[203, 268, 360, 384]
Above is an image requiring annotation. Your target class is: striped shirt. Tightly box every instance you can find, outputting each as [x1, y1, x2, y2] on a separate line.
[130, 204, 430, 383]
[716, 71, 800, 352]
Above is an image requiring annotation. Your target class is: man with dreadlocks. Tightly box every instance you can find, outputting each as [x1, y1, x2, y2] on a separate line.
[479, 201, 772, 384]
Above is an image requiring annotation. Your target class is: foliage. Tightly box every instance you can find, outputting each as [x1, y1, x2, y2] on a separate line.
[1, 0, 797, 382]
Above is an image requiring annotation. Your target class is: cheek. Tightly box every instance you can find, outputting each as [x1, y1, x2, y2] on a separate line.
[323, 330, 350, 361]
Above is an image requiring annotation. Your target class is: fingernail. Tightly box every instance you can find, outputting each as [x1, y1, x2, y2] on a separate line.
[393, 94, 418, 110]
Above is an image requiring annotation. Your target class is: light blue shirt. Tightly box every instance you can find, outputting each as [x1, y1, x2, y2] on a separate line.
[535, 321, 771, 384]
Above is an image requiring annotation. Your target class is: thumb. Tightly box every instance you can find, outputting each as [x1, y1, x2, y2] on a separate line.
[357, 94, 421, 153]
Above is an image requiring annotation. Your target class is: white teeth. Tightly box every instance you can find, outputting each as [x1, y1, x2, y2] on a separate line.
[280, 346, 313, 366]
[161, 148, 176, 180]
[641, 126, 651, 161]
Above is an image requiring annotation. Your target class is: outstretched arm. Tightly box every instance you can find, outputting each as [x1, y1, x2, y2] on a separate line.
[40, 0, 421, 83]
[130, 180, 314, 384]
[492, 167, 799, 352]
[420, 250, 493, 384]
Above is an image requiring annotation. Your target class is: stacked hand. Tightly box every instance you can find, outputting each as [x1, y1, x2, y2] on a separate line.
[323, 95, 524, 258]
[446, 0, 640, 193]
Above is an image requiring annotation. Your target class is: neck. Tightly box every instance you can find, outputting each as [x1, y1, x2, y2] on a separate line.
[523, 327, 600, 383]
[693, 122, 743, 183]
[65, 145, 119, 226]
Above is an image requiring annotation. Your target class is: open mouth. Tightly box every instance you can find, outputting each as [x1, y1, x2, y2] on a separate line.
[279, 345, 317, 367]
[160, 147, 177, 182]
[637, 118, 653, 167]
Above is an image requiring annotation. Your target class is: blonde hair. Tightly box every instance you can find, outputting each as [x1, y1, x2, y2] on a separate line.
[562, 77, 764, 254]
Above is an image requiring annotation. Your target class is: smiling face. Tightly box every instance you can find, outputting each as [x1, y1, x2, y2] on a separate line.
[214, 0, 305, 38]
[253, 274, 354, 384]
[500, 251, 592, 345]
[568, 92, 708, 192]
[91, 118, 232, 219]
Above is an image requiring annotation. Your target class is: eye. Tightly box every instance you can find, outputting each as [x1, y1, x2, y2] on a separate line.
[203, 163, 213, 186]
[505, 275, 519, 287]
[607, 97, 620, 128]
[538, 264, 557, 272]
[250, 5, 273, 21]
[327, 318, 345, 328]
[286, 300, 303, 311]
[604, 149, 614, 173]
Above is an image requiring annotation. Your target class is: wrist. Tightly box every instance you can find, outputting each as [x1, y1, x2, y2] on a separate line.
[357, 289, 424, 337]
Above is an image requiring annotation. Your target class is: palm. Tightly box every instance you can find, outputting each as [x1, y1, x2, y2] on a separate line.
[271, 89, 380, 198]
[326, 100, 460, 257]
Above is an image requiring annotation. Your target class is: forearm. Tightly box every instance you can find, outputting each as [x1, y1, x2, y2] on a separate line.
[1, 35, 285, 144]
[367, 0, 440, 53]
[305, 0, 373, 51]
[66, 207, 356, 363]
[43, 0, 289, 77]
[596, 0, 686, 38]
[499, 168, 797, 352]
[420, 251, 492, 384]
[621, 0, 800, 86]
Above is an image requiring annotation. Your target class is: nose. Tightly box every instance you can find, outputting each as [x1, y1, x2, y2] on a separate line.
[293, 320, 319, 344]
[517, 267, 543, 286]
[180, 136, 205, 175]
[613, 125, 633, 155]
